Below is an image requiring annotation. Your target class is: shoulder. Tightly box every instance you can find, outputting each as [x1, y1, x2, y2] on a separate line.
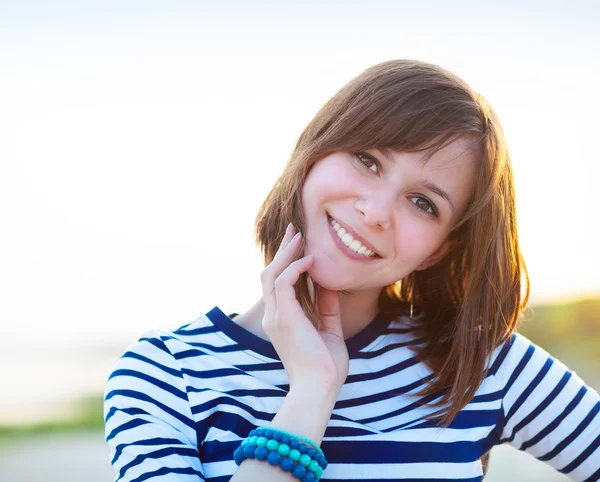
[486, 331, 577, 393]
[105, 312, 232, 400]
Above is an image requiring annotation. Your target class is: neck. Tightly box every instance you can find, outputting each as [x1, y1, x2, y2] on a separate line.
[233, 287, 381, 341]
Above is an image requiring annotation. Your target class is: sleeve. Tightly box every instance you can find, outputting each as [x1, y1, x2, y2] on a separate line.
[492, 332, 600, 481]
[104, 332, 204, 482]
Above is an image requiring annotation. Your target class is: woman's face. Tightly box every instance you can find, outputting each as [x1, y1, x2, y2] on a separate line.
[301, 138, 477, 293]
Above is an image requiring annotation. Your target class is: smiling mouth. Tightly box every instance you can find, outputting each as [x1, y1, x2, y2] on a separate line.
[327, 215, 381, 258]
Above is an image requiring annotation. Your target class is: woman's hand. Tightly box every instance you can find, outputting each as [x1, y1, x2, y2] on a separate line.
[260, 223, 349, 396]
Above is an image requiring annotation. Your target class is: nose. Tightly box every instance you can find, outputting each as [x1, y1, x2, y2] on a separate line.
[355, 190, 394, 230]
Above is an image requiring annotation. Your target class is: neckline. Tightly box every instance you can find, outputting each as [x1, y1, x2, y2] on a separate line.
[205, 306, 391, 360]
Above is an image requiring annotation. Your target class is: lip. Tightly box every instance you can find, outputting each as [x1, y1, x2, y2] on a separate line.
[327, 214, 381, 262]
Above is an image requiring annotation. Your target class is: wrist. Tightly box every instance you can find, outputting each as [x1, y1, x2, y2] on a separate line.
[270, 388, 337, 445]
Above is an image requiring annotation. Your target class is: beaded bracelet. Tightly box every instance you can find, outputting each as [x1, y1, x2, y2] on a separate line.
[234, 427, 328, 481]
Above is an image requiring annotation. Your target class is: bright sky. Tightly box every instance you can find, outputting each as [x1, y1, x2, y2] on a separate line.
[1, 1, 599, 347]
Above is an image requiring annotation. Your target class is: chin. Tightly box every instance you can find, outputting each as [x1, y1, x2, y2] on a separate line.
[307, 256, 357, 291]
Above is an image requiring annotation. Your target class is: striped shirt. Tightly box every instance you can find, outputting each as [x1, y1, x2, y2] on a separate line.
[104, 306, 600, 481]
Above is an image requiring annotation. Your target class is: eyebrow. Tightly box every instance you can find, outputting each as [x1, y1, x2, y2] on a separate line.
[377, 148, 455, 211]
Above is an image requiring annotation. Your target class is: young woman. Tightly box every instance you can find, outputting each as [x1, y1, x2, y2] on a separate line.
[104, 60, 600, 482]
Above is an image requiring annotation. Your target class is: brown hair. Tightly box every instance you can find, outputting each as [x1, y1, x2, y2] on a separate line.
[255, 59, 529, 427]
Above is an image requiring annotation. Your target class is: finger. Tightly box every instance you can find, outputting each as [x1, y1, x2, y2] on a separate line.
[262, 230, 303, 319]
[272, 254, 314, 316]
[276, 222, 296, 253]
[317, 288, 343, 338]
[264, 231, 303, 284]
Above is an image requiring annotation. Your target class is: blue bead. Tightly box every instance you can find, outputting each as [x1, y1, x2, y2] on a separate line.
[298, 443, 308, 453]
[234, 448, 245, 466]
[250, 429, 257, 436]
[292, 464, 307, 479]
[290, 439, 299, 449]
[313, 453, 322, 463]
[280, 457, 294, 472]
[257, 428, 265, 436]
[282, 435, 291, 445]
[303, 473, 316, 482]
[267, 451, 281, 466]
[307, 448, 316, 457]
[264, 430, 273, 439]
[319, 458, 328, 469]
[255, 446, 269, 461]
[273, 431, 282, 441]
[243, 445, 256, 458]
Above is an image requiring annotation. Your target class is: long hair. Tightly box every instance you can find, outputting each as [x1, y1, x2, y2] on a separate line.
[255, 59, 529, 427]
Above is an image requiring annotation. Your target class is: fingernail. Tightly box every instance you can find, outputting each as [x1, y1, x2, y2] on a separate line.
[292, 231, 302, 241]
[286, 223, 292, 234]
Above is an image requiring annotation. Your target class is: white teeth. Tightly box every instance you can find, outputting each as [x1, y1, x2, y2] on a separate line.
[329, 216, 376, 257]
[349, 240, 361, 251]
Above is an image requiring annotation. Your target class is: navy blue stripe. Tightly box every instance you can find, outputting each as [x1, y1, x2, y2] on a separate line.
[130, 466, 203, 482]
[560, 431, 600, 474]
[174, 348, 208, 360]
[505, 357, 554, 423]
[584, 465, 600, 482]
[487, 334, 515, 376]
[174, 325, 219, 336]
[122, 351, 183, 379]
[192, 395, 276, 420]
[520, 385, 587, 450]
[503, 342, 535, 397]
[236, 361, 284, 372]
[112, 437, 184, 465]
[108, 369, 188, 401]
[138, 337, 172, 354]
[345, 356, 420, 384]
[105, 406, 149, 425]
[107, 418, 151, 442]
[501, 366, 571, 444]
[105, 389, 195, 430]
[352, 337, 427, 359]
[119, 447, 199, 480]
[337, 375, 433, 410]
[181, 366, 247, 379]
[471, 390, 503, 403]
[539, 401, 600, 461]
[359, 393, 440, 425]
[404, 409, 498, 431]
[187, 386, 285, 398]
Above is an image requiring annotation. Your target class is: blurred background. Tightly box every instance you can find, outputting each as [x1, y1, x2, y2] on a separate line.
[1, 1, 598, 481]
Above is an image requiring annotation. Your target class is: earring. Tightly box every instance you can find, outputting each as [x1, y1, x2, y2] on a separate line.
[410, 300, 414, 319]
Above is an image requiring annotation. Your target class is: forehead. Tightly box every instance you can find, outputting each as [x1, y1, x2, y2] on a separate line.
[381, 137, 478, 171]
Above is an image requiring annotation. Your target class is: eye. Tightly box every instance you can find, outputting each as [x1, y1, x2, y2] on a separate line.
[354, 152, 380, 173]
[410, 196, 438, 218]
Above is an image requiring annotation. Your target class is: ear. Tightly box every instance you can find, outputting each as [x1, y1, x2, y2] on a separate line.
[414, 238, 457, 271]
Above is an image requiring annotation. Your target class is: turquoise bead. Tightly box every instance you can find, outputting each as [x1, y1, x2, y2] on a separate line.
[256, 436, 268, 447]
[249, 435, 258, 446]
[289, 448, 301, 461]
[266, 439, 279, 451]
[308, 459, 319, 473]
[277, 443, 290, 456]
[299, 454, 311, 467]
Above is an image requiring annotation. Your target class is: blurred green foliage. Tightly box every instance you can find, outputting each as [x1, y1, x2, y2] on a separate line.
[0, 395, 104, 444]
[519, 298, 600, 389]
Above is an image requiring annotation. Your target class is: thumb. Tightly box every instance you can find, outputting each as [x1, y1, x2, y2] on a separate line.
[317, 288, 343, 337]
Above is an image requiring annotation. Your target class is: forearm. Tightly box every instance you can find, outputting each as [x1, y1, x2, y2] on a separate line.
[230, 386, 337, 481]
